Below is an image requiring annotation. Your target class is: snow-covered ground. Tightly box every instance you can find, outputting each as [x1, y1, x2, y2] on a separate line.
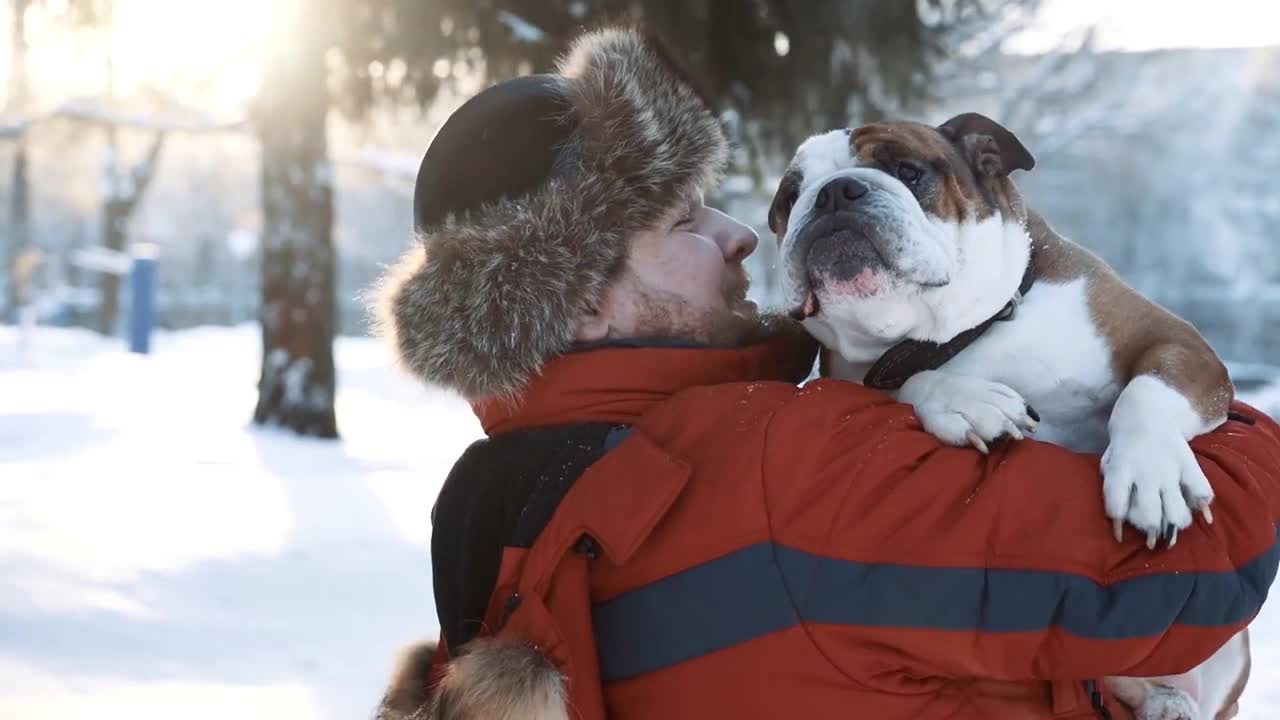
[0, 325, 483, 719]
[1, 325, 1279, 719]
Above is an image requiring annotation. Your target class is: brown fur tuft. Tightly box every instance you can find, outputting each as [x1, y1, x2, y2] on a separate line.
[370, 27, 728, 401]
[376, 638, 568, 720]
[375, 641, 439, 719]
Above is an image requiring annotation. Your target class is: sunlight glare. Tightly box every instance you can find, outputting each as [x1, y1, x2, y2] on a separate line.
[110, 0, 281, 108]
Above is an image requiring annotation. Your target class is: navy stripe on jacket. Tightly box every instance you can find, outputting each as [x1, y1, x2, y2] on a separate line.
[592, 532, 1280, 682]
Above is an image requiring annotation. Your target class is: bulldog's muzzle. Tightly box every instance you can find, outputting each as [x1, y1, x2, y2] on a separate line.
[805, 177, 894, 272]
[787, 172, 948, 319]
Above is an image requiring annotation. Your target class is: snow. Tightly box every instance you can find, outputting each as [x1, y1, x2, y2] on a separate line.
[1, 325, 1279, 718]
[0, 325, 482, 720]
[1245, 382, 1280, 423]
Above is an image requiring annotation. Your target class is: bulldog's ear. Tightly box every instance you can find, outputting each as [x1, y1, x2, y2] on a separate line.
[768, 168, 802, 237]
[938, 112, 1035, 176]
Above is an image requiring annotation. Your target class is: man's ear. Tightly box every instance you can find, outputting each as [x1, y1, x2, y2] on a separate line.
[938, 112, 1035, 177]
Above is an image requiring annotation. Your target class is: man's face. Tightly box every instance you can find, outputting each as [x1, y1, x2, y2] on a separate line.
[576, 194, 763, 346]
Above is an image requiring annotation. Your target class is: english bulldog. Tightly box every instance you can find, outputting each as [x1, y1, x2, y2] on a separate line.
[768, 113, 1249, 720]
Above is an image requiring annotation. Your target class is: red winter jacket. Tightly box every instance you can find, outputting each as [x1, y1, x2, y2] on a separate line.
[435, 333, 1280, 720]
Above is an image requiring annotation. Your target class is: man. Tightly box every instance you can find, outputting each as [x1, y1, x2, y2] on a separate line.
[371, 27, 1280, 720]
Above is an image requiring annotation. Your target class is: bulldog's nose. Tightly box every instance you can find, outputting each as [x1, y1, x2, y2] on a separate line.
[814, 176, 869, 214]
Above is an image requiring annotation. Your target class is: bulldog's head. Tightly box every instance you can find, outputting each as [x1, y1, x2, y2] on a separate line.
[770, 112, 1036, 362]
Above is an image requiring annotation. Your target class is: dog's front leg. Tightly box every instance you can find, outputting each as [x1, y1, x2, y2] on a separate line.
[1102, 370, 1226, 549]
[1107, 673, 1204, 720]
[896, 370, 1039, 454]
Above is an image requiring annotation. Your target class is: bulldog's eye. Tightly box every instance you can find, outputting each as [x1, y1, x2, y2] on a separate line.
[896, 162, 924, 185]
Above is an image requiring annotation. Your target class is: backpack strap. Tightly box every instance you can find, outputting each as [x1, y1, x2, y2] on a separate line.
[483, 426, 689, 720]
[430, 422, 632, 652]
[420, 424, 689, 720]
[511, 426, 635, 549]
[517, 427, 691, 595]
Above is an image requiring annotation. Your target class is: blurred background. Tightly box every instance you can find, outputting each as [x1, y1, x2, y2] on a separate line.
[0, 1, 1276, 718]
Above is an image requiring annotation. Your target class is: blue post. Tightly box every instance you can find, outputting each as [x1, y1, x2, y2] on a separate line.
[128, 245, 158, 354]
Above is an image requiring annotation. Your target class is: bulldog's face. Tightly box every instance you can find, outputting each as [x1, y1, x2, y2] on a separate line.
[770, 112, 1036, 359]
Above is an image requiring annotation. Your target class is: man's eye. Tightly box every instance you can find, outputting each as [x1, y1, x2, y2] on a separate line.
[896, 162, 924, 185]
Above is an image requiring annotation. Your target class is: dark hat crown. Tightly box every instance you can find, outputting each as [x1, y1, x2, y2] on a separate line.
[414, 74, 579, 232]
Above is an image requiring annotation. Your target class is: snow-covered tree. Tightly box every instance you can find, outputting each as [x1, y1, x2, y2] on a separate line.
[4, 0, 30, 323]
[250, 3, 340, 438]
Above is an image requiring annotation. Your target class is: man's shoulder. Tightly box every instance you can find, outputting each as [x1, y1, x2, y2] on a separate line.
[766, 378, 912, 431]
[672, 377, 901, 417]
[639, 377, 904, 442]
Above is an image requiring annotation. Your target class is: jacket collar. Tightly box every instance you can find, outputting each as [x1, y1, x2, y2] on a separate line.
[472, 332, 818, 436]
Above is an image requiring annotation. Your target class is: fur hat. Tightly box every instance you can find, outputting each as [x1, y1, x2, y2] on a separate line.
[371, 27, 729, 401]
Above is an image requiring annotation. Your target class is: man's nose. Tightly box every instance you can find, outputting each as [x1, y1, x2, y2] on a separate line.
[708, 208, 758, 262]
[814, 176, 869, 215]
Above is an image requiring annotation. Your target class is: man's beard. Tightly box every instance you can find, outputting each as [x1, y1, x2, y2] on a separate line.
[627, 267, 794, 348]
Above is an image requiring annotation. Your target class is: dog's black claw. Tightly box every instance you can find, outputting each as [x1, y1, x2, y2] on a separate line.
[1026, 405, 1041, 423]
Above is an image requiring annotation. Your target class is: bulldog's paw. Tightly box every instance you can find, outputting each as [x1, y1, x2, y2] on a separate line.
[1101, 427, 1213, 549]
[1108, 677, 1201, 720]
[897, 371, 1038, 454]
[1133, 685, 1199, 720]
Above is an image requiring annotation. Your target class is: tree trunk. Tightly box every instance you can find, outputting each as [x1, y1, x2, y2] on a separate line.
[92, 4, 165, 336]
[252, 11, 338, 439]
[96, 194, 126, 334]
[95, 132, 164, 335]
[4, 0, 29, 324]
[6, 146, 29, 324]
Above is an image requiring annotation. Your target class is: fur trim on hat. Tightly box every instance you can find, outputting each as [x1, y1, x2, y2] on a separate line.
[375, 638, 568, 720]
[371, 27, 729, 400]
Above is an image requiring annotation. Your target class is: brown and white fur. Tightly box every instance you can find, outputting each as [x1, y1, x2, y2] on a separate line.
[768, 113, 1247, 720]
[376, 639, 568, 720]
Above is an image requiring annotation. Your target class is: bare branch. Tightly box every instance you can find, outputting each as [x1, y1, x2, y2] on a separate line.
[120, 131, 167, 211]
[0, 96, 248, 140]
